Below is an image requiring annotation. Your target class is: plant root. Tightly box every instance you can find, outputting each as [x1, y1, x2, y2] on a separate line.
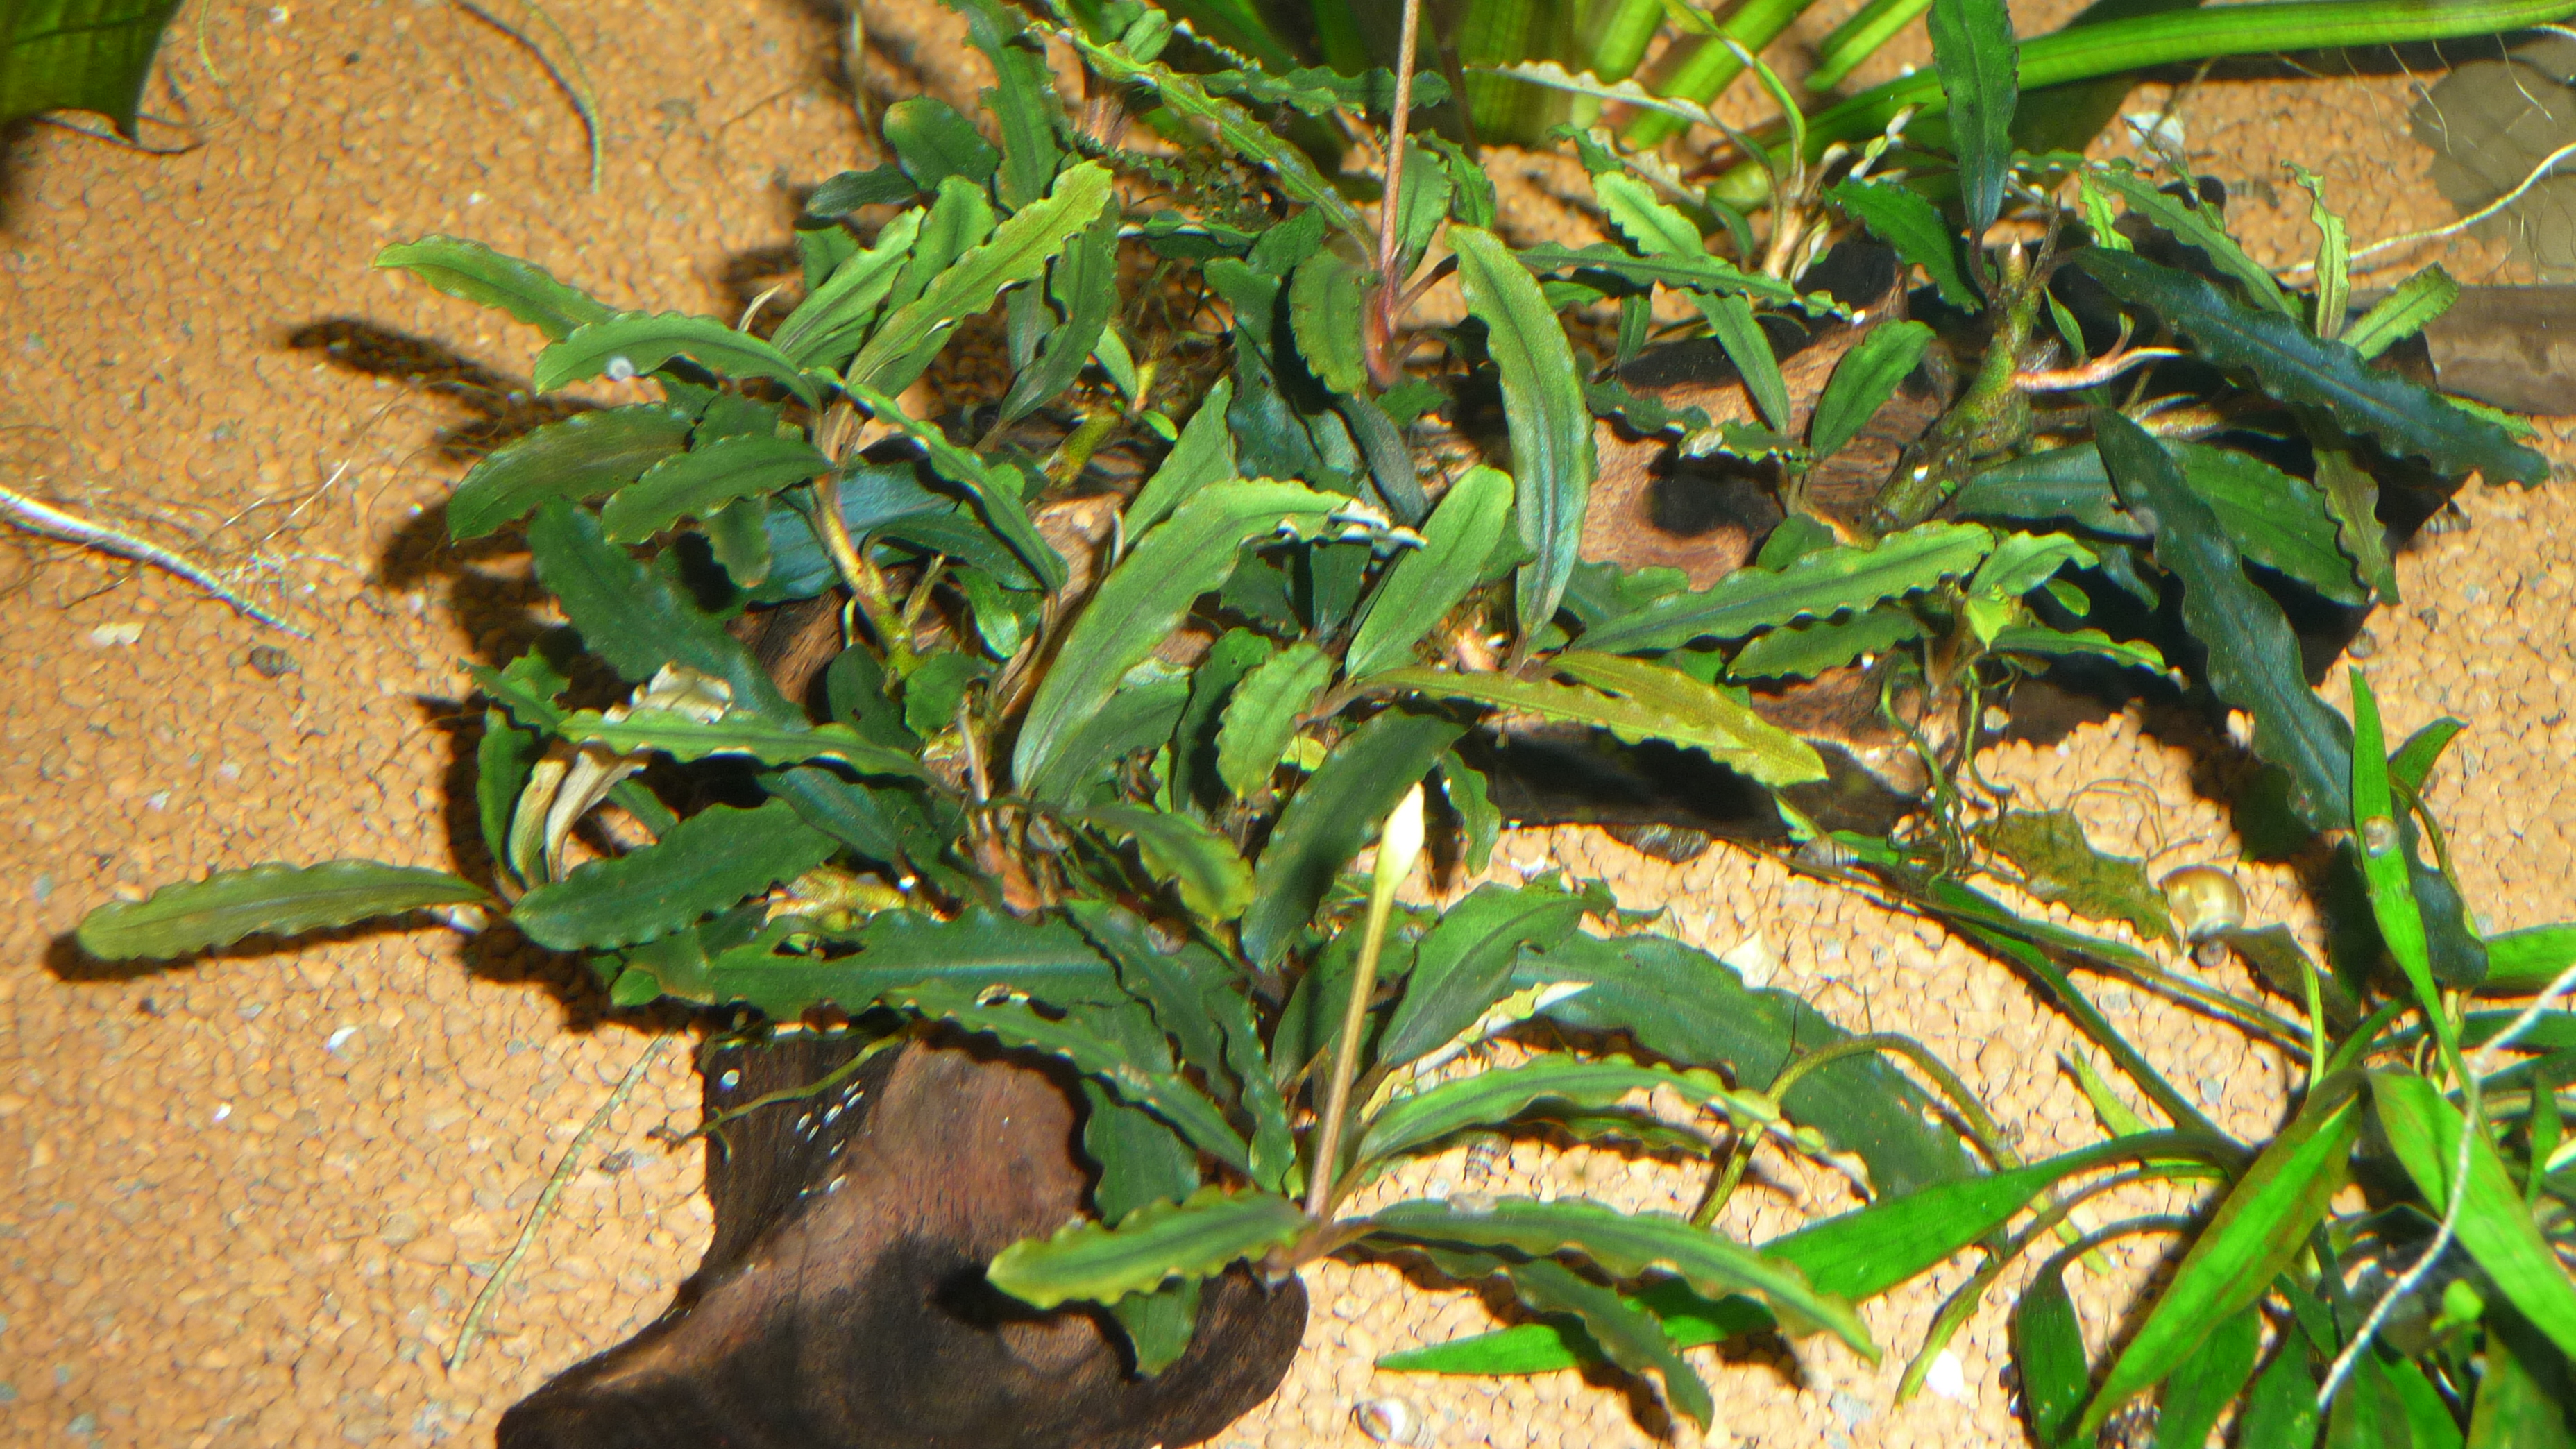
[0, 482, 308, 636]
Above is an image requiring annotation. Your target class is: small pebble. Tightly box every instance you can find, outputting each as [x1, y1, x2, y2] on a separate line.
[31, 872, 51, 901]
[246, 645, 297, 677]
[87, 622, 142, 647]
[1926, 1350, 1971, 1404]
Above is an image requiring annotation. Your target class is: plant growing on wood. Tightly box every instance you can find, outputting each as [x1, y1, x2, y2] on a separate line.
[70, 0, 2576, 1438]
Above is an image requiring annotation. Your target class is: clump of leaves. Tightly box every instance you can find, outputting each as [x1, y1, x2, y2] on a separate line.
[72, 0, 2576, 1436]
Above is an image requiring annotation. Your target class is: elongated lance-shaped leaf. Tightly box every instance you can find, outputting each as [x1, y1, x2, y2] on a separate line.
[1066, 902, 1238, 1103]
[1514, 240, 1802, 305]
[1483, 1253, 1713, 1429]
[1580, 520, 1991, 654]
[1075, 804, 1255, 923]
[1365, 1196, 1874, 1357]
[1729, 606, 1926, 681]
[994, 208, 1121, 430]
[536, 312, 819, 409]
[1288, 251, 1370, 400]
[770, 209, 923, 370]
[2312, 443, 2398, 603]
[375, 236, 616, 341]
[1374, 887, 1592, 1074]
[557, 709, 929, 779]
[843, 161, 1115, 395]
[511, 799, 836, 951]
[1928, 0, 2019, 236]
[2155, 1307, 2264, 1449]
[1065, 31, 1368, 250]
[1356, 1055, 1745, 1169]
[841, 382, 1065, 593]
[1810, 321, 1935, 461]
[1364, 666, 1828, 787]
[2344, 264, 2458, 362]
[600, 434, 829, 543]
[1239, 710, 1464, 968]
[524, 502, 799, 724]
[445, 405, 695, 541]
[881, 95, 999, 190]
[1347, 467, 1514, 680]
[2483, 922, 2576, 995]
[2072, 1082, 2364, 1443]
[1126, 379, 1237, 540]
[2090, 167, 2296, 319]
[76, 862, 486, 960]
[1214, 642, 1332, 801]
[2014, 1250, 2090, 1449]
[1451, 227, 1595, 651]
[951, 0, 1065, 210]
[1015, 479, 1347, 791]
[1697, 292, 1792, 434]
[1556, 650, 1827, 784]
[986, 1186, 1309, 1309]
[2076, 248, 2546, 484]
[706, 906, 1121, 1017]
[1827, 180, 1978, 312]
[892, 980, 1252, 1171]
[1595, 172, 1705, 261]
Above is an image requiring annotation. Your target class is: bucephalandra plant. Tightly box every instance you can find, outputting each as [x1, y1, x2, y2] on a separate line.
[69, 0, 2576, 1438]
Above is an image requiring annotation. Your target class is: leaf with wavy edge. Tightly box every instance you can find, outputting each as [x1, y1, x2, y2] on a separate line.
[1357, 1054, 1752, 1168]
[1365, 661, 1826, 786]
[600, 434, 829, 543]
[1514, 239, 1801, 305]
[1554, 650, 1827, 784]
[1214, 642, 1332, 801]
[2076, 248, 2546, 484]
[770, 210, 922, 370]
[557, 709, 927, 778]
[987, 1187, 1309, 1309]
[2344, 264, 2458, 361]
[706, 906, 1120, 1017]
[445, 405, 694, 541]
[76, 861, 486, 960]
[536, 312, 818, 409]
[512, 799, 836, 951]
[375, 236, 615, 341]
[1239, 710, 1464, 968]
[2091, 167, 2295, 319]
[892, 980, 1252, 1171]
[1347, 467, 1514, 681]
[1827, 179, 1978, 312]
[1578, 521, 1992, 654]
[1364, 1195, 1874, 1357]
[1476, 1253, 1713, 1429]
[1928, 0, 2019, 236]
[1453, 226, 1595, 652]
[1075, 804, 1255, 923]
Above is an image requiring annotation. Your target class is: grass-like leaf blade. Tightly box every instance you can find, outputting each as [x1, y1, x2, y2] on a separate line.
[2373, 1070, 2576, 1361]
[76, 861, 486, 960]
[511, 799, 835, 950]
[1452, 226, 1595, 650]
[375, 236, 616, 341]
[2156, 1306, 2264, 1449]
[771, 210, 922, 371]
[2014, 1251, 2090, 1448]
[985, 1186, 1309, 1310]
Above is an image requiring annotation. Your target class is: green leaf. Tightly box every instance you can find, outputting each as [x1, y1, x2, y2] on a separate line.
[2332, 1349, 2466, 1449]
[1356, 1053, 1736, 1168]
[1016, 479, 1346, 790]
[2014, 1252, 2090, 1448]
[2074, 1084, 2364, 1443]
[1595, 171, 1706, 260]
[2466, 1315, 2573, 1449]
[444, 405, 694, 541]
[1066, 902, 1239, 1103]
[2484, 922, 2576, 996]
[1026, 681, 1189, 806]
[1828, 180, 1978, 311]
[1288, 251, 1371, 400]
[2314, 443, 2400, 604]
[804, 164, 915, 213]
[2374, 1070, 2576, 1362]
[373, 236, 616, 342]
[842, 383, 1066, 593]
[536, 312, 819, 410]
[557, 709, 927, 779]
[892, 980, 1252, 1169]
[986, 1186, 1309, 1309]
[1374, 887, 1592, 1073]
[881, 95, 1000, 192]
[1107, 1280, 1200, 1378]
[523, 502, 797, 724]
[511, 800, 835, 951]
[1810, 320, 1935, 461]
[2344, 264, 2459, 362]
[952, 0, 1065, 210]
[1365, 1195, 1874, 1357]
[1727, 604, 1925, 681]
[1126, 379, 1237, 539]
[1974, 808, 2175, 944]
[770, 209, 923, 371]
[1348, 467, 1514, 680]
[1697, 291, 1792, 434]
[1368, 660, 1827, 786]
[706, 906, 1120, 1016]
[1578, 522, 1990, 654]
[1439, 752, 1501, 874]
[599, 434, 829, 543]
[845, 161, 1116, 395]
[2076, 249, 2548, 484]
[994, 209, 1121, 430]
[1452, 226, 1596, 647]
[2237, 1316, 2323, 1449]
[1927, 0, 2020, 235]
[2, 0, 180, 133]
[1239, 710, 1464, 967]
[76, 861, 486, 960]
[2158, 1305, 2264, 1449]
[1213, 642, 1332, 800]
[1514, 240, 1800, 305]
[477, 705, 543, 888]
[1076, 804, 1256, 922]
[1491, 1255, 1714, 1429]
[2092, 167, 2296, 319]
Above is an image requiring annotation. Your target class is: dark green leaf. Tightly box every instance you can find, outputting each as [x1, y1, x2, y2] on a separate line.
[1829, 180, 1978, 311]
[2159, 1305, 2264, 1449]
[953, 0, 1065, 210]
[708, 906, 1119, 1016]
[536, 312, 818, 410]
[2374, 1070, 2576, 1362]
[2484, 922, 2576, 996]
[1368, 661, 1825, 786]
[805, 164, 915, 213]
[557, 709, 926, 779]
[599, 434, 829, 543]
[1514, 240, 1799, 305]
[524, 502, 797, 723]
[2237, 1316, 2323, 1449]
[881, 96, 1000, 192]
[844, 383, 1065, 591]
[446, 406, 695, 540]
[1580, 520, 1990, 654]
[1076, 804, 1255, 922]
[76, 861, 486, 960]
[1288, 251, 1371, 400]
[1975, 808, 2175, 944]
[987, 1186, 1308, 1308]
[1355, 1053, 1734, 1167]
[511, 800, 834, 951]
[997, 208, 1121, 428]
[2466, 1314, 2574, 1449]
[2314, 444, 2400, 603]
[1727, 604, 1926, 681]
[2093, 167, 2296, 319]
[2015, 1252, 2090, 1448]
[1348, 467, 1514, 681]
[1928, 0, 2019, 235]
[771, 209, 922, 371]
[1452, 226, 1596, 646]
[1016, 479, 1344, 789]
[1213, 641, 1331, 800]
[1440, 752, 1501, 874]
[2076, 249, 2548, 484]
[1811, 320, 1935, 461]
[1106, 1280, 1199, 1378]
[764, 764, 949, 879]
[1375, 887, 1591, 1071]
[1126, 378, 1237, 539]
[1698, 292, 1791, 434]
[1024, 680, 1189, 806]
[1495, 1255, 1713, 1429]
[1239, 711, 1464, 967]
[2330, 1349, 2464, 1449]
[373, 236, 616, 342]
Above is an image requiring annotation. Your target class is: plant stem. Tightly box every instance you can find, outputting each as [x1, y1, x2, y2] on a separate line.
[1305, 783, 1427, 1219]
[1364, 0, 1425, 393]
[808, 476, 917, 675]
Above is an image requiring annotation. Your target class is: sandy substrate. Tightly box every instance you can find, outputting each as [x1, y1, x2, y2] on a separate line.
[1, 0, 2568, 1446]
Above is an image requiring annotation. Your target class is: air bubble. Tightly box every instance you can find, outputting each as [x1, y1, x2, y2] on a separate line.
[604, 355, 637, 382]
[2361, 815, 2400, 856]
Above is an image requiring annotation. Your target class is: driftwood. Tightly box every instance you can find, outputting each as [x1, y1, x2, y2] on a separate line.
[499, 1031, 1307, 1449]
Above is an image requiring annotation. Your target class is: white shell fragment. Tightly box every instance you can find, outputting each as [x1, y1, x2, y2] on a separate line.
[1353, 1395, 1426, 1445]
